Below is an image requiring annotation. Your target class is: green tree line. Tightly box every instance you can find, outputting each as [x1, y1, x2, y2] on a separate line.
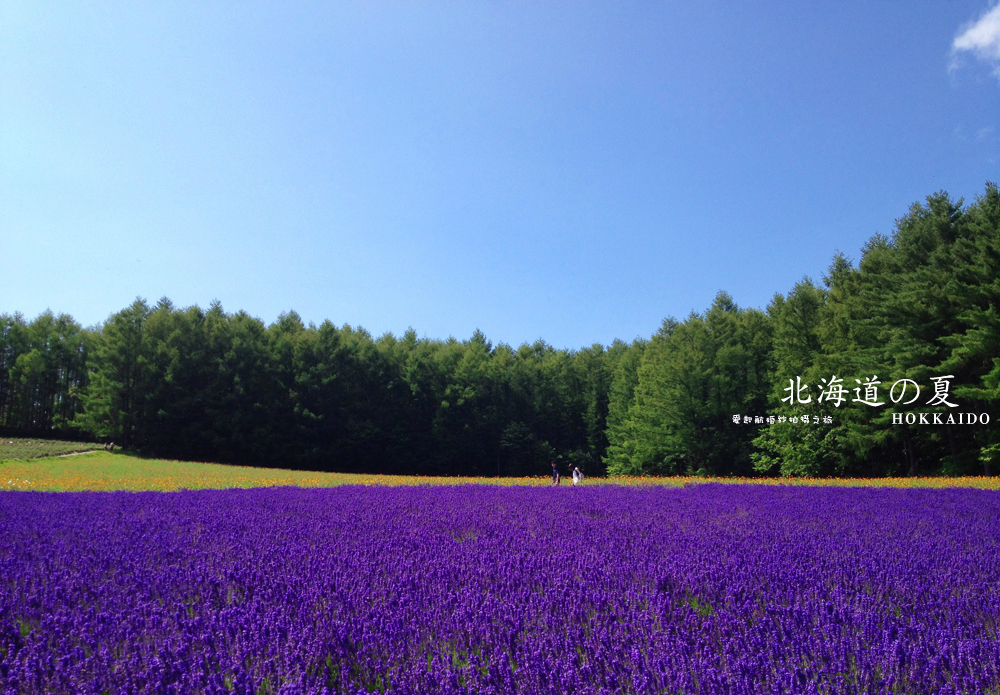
[2, 299, 620, 476]
[2, 184, 997, 476]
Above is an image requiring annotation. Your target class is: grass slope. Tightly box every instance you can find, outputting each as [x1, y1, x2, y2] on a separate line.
[0, 452, 565, 491]
[2, 451, 1000, 491]
[0, 437, 99, 460]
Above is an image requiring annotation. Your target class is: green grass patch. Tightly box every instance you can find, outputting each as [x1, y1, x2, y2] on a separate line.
[0, 437, 99, 461]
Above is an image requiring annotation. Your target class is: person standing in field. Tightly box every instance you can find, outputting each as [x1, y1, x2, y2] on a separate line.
[572, 466, 584, 485]
[551, 461, 560, 485]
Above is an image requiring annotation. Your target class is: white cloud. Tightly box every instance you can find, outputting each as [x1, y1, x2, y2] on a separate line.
[953, 4, 1000, 78]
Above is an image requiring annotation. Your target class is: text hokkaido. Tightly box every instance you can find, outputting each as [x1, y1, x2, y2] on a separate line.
[891, 412, 990, 425]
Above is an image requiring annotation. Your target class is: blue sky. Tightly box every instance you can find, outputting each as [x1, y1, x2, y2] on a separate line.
[2, 2, 999, 349]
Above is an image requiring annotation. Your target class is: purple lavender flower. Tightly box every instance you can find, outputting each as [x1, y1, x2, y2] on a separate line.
[1, 485, 998, 694]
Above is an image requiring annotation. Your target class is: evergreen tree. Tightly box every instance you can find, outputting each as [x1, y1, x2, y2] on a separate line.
[76, 299, 153, 447]
[615, 293, 773, 476]
[602, 338, 647, 476]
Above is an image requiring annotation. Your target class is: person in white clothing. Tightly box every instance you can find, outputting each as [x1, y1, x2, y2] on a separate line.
[572, 466, 584, 485]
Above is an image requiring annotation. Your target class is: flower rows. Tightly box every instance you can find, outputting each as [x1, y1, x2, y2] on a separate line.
[2, 485, 999, 693]
[6, 451, 1000, 492]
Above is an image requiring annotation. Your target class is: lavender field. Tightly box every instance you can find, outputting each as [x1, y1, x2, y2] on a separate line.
[1, 485, 999, 694]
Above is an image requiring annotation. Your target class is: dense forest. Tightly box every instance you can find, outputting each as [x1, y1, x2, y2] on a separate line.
[2, 185, 998, 477]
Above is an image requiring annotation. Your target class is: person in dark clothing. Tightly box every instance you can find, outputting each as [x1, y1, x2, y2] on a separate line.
[551, 461, 560, 485]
